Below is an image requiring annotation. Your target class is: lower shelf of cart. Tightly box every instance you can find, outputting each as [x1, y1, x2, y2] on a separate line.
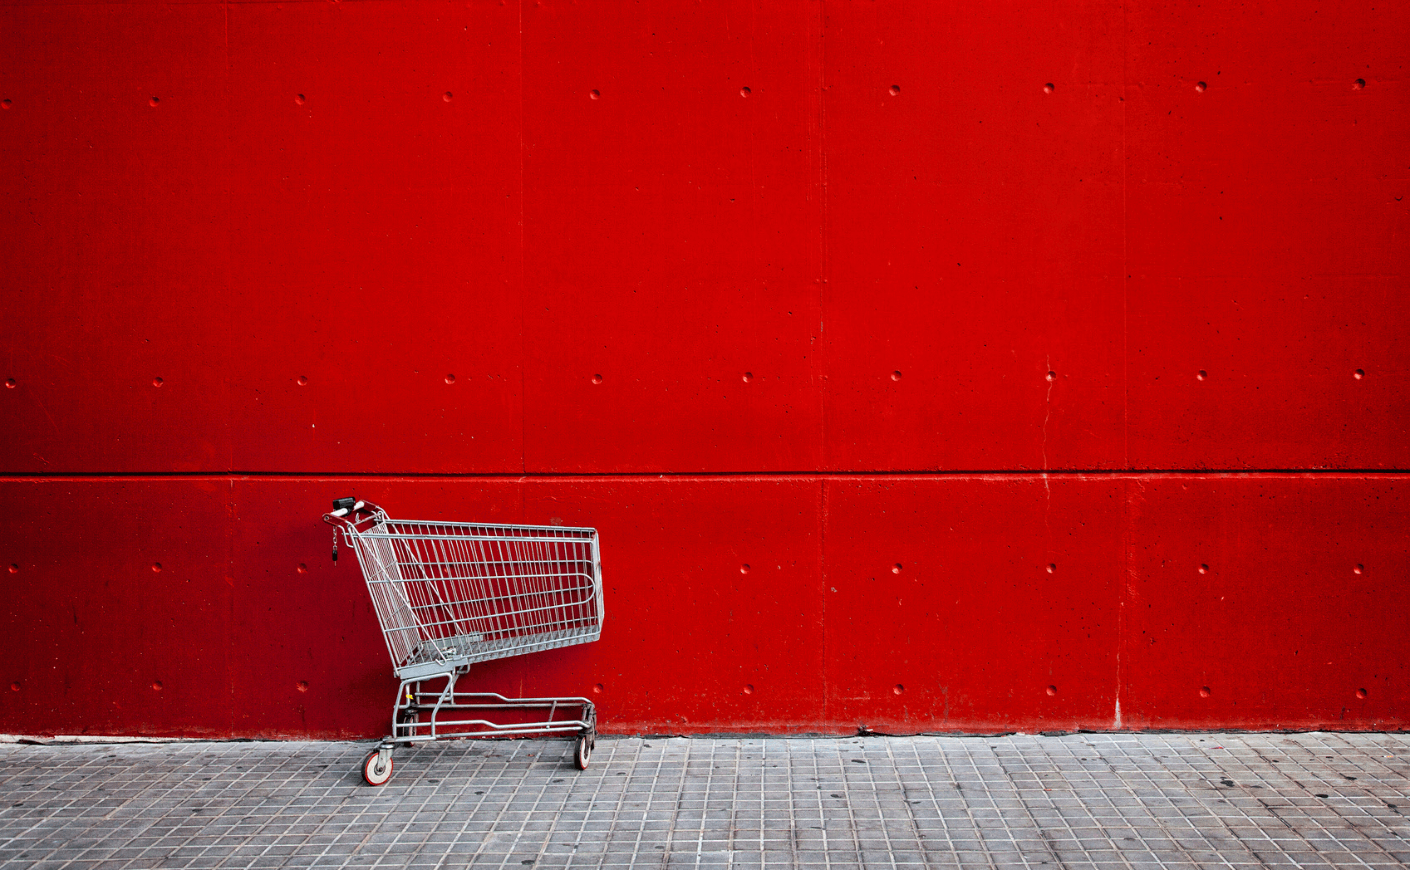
[390, 692, 594, 743]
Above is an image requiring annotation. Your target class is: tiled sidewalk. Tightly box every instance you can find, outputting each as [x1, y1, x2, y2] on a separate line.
[1, 733, 1408, 868]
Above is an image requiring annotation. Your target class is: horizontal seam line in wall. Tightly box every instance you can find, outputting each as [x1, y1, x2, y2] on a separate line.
[0, 470, 1407, 482]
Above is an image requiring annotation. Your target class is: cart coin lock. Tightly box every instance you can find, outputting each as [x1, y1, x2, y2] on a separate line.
[324, 499, 604, 785]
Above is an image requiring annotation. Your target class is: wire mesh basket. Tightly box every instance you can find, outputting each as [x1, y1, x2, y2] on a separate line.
[324, 499, 603, 785]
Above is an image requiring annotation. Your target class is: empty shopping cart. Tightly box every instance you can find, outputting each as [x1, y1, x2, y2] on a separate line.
[323, 499, 604, 785]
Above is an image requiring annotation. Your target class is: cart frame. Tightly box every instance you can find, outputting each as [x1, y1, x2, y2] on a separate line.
[323, 499, 603, 785]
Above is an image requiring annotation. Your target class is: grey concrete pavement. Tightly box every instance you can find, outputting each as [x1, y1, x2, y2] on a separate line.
[2, 732, 1408, 868]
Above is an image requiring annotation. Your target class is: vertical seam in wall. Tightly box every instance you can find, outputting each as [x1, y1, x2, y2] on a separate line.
[802, 0, 827, 470]
[1115, 476, 1127, 730]
[226, 476, 237, 732]
[223, 0, 236, 732]
[818, 0, 829, 468]
[747, 0, 758, 245]
[1121, 0, 1130, 472]
[815, 0, 829, 726]
[1117, 0, 1131, 730]
[224, 0, 234, 477]
[820, 476, 829, 727]
[517, 0, 528, 476]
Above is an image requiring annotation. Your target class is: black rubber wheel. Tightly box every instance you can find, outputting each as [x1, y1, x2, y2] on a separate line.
[574, 733, 591, 770]
[363, 750, 393, 786]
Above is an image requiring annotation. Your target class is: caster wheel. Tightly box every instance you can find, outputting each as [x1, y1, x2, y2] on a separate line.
[363, 750, 393, 786]
[574, 733, 592, 770]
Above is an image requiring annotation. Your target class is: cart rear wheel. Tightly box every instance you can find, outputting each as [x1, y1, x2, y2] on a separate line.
[363, 750, 393, 786]
[574, 734, 591, 770]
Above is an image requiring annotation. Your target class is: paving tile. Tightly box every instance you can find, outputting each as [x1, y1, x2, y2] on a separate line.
[2, 733, 1409, 867]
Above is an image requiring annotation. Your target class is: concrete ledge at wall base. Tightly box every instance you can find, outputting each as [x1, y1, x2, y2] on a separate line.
[9, 726, 1408, 747]
[0, 734, 208, 745]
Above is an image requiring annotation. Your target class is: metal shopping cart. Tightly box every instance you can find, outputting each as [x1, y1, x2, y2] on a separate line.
[323, 499, 603, 786]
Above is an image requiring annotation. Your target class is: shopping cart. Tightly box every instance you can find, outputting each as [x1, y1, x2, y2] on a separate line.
[323, 498, 604, 786]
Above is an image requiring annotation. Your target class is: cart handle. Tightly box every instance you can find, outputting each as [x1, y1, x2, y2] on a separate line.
[330, 497, 368, 518]
[323, 498, 386, 526]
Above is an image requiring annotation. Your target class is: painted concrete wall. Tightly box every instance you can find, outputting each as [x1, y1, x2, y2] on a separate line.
[1, 0, 1406, 737]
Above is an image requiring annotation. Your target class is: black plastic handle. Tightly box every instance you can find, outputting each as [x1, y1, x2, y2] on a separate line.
[329, 497, 368, 518]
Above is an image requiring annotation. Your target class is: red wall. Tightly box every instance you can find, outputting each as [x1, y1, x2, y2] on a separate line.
[1, 0, 1407, 737]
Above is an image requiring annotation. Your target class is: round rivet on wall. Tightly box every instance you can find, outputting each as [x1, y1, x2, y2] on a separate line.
[888, 85, 900, 96]
[590, 89, 600, 100]
[591, 374, 603, 384]
[1354, 369, 1365, 379]
[740, 87, 751, 97]
[1046, 686, 1057, 696]
[1199, 564, 1209, 574]
[1046, 563, 1056, 574]
[4, 378, 14, 388]
[593, 683, 603, 694]
[1353, 78, 1366, 90]
[742, 372, 753, 383]
[297, 563, 308, 574]
[297, 681, 309, 692]
[1195, 82, 1207, 93]
[153, 377, 164, 387]
[1197, 370, 1207, 381]
[891, 371, 902, 381]
[1, 99, 11, 109]
[740, 564, 751, 574]
[892, 563, 902, 574]
[1354, 564, 1364, 574]
[743, 684, 754, 695]
[149, 96, 160, 106]
[152, 681, 163, 691]
[1043, 83, 1054, 94]
[295, 94, 305, 105]
[1046, 371, 1056, 382]
[445, 374, 456, 384]
[1199, 686, 1211, 698]
[894, 684, 905, 695]
[444, 91, 454, 102]
[9, 682, 18, 692]
[151, 562, 162, 573]
[7, 564, 16, 574]
[1356, 688, 1368, 699]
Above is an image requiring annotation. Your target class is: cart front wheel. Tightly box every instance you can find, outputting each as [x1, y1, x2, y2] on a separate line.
[574, 733, 592, 770]
[363, 750, 393, 786]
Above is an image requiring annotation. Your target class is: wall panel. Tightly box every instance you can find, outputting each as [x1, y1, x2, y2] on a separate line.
[819, 1, 1127, 472]
[521, 1, 825, 473]
[821, 477, 1124, 733]
[1120, 475, 1410, 730]
[0, 480, 236, 736]
[225, 1, 526, 474]
[0, 3, 234, 473]
[1123, 0, 1410, 468]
